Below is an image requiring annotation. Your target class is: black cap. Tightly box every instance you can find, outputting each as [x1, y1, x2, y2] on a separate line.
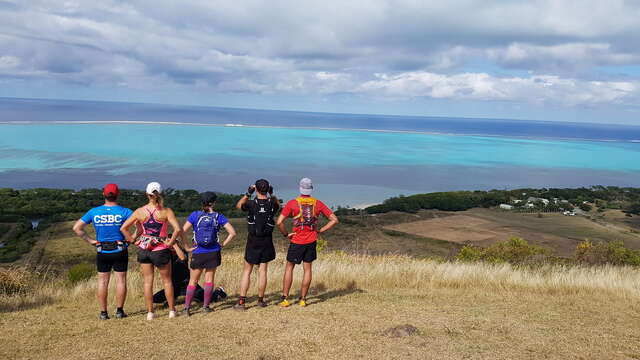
[255, 179, 270, 193]
[201, 191, 217, 204]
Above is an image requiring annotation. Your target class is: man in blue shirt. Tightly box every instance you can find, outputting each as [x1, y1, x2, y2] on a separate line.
[73, 183, 133, 320]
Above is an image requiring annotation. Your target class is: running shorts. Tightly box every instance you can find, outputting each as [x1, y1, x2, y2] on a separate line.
[286, 241, 317, 264]
[96, 250, 128, 273]
[190, 251, 222, 269]
[137, 248, 171, 267]
[245, 236, 276, 264]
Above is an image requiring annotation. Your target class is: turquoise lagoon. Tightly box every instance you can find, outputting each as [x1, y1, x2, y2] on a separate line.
[1, 123, 640, 207]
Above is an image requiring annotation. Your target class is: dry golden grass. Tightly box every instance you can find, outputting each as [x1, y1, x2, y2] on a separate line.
[1, 251, 640, 359]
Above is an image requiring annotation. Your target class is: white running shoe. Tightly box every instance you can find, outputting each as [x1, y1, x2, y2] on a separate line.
[168, 310, 177, 318]
[146, 312, 154, 321]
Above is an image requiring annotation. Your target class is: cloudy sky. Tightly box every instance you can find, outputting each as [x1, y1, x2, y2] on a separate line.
[1, 0, 639, 124]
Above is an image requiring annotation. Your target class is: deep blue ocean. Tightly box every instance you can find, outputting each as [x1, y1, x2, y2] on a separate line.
[1, 97, 640, 207]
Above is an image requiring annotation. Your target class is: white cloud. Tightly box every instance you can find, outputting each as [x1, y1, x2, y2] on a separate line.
[487, 43, 640, 72]
[356, 72, 637, 106]
[0, 55, 20, 69]
[0, 0, 639, 108]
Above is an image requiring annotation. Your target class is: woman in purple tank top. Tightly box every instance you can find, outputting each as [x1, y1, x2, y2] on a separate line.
[120, 182, 182, 320]
[180, 191, 236, 316]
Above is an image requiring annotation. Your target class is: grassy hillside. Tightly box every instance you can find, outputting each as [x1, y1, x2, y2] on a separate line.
[2, 221, 640, 359]
[1, 252, 640, 359]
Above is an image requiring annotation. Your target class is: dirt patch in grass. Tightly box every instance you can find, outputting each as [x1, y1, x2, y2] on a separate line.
[385, 215, 500, 243]
[383, 324, 419, 338]
[384, 213, 583, 256]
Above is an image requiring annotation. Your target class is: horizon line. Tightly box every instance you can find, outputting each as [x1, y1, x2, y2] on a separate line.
[2, 95, 634, 128]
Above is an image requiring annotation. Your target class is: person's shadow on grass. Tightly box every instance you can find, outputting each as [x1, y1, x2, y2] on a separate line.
[252, 281, 365, 307]
[306, 286, 364, 306]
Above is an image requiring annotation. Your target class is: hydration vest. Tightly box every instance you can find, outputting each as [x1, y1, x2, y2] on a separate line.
[194, 211, 220, 247]
[292, 197, 318, 231]
[247, 198, 275, 237]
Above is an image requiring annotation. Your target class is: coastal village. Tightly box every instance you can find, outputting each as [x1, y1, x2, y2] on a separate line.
[498, 194, 589, 216]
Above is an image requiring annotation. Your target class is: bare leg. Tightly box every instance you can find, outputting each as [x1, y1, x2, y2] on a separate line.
[140, 264, 155, 313]
[239, 262, 253, 297]
[158, 263, 175, 311]
[204, 267, 217, 284]
[114, 271, 127, 309]
[258, 263, 268, 298]
[97, 272, 110, 312]
[282, 261, 295, 297]
[189, 268, 203, 287]
[300, 262, 313, 299]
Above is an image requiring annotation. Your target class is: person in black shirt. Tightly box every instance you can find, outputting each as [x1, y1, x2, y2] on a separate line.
[233, 179, 279, 310]
[152, 240, 227, 305]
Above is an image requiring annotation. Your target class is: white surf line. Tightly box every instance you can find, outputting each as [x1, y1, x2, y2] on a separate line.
[0, 120, 637, 144]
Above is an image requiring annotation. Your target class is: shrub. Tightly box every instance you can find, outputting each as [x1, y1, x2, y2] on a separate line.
[456, 237, 547, 265]
[579, 203, 592, 212]
[574, 240, 640, 266]
[0, 267, 31, 295]
[67, 263, 95, 285]
[316, 236, 327, 252]
[455, 245, 482, 262]
[625, 202, 640, 215]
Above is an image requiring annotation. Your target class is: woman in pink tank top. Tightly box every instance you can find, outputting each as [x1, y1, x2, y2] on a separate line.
[120, 182, 182, 320]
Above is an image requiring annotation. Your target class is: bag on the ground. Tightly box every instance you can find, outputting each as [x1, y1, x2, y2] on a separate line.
[194, 211, 220, 246]
[247, 199, 275, 237]
[293, 197, 318, 231]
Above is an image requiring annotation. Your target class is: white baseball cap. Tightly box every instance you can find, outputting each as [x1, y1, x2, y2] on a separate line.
[299, 177, 313, 196]
[146, 181, 162, 194]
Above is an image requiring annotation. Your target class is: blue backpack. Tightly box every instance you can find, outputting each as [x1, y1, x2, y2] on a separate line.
[194, 211, 220, 247]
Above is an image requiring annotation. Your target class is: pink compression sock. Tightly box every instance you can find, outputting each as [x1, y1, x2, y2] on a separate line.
[184, 285, 196, 309]
[203, 282, 214, 307]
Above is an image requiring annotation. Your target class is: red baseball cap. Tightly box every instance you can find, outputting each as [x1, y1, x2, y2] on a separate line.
[103, 183, 120, 197]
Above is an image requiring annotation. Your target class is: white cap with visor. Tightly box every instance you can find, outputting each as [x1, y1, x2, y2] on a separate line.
[299, 177, 313, 196]
[146, 181, 162, 194]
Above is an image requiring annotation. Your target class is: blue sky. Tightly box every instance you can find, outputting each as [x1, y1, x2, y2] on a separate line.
[0, 0, 639, 124]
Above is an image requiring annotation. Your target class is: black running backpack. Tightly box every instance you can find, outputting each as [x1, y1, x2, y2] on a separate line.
[247, 199, 275, 237]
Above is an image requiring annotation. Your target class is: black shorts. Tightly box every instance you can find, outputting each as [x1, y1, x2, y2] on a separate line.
[245, 236, 276, 264]
[137, 249, 171, 267]
[190, 251, 222, 269]
[286, 242, 317, 264]
[96, 250, 128, 273]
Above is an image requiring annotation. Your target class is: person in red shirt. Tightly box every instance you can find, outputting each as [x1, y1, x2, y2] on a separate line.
[276, 178, 339, 307]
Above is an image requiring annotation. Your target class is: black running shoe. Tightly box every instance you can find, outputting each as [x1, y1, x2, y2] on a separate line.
[182, 308, 191, 317]
[99, 311, 109, 320]
[203, 306, 213, 313]
[115, 310, 127, 319]
[257, 300, 268, 308]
